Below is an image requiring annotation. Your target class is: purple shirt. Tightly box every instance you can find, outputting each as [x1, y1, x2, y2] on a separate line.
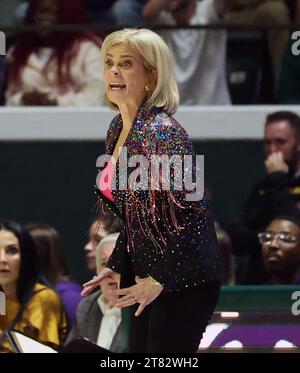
[55, 281, 82, 325]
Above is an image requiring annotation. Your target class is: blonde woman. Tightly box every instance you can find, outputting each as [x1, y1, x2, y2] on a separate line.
[82, 28, 222, 352]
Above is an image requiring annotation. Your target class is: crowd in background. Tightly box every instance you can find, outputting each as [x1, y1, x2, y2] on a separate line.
[1, 0, 300, 353]
[1, 0, 300, 106]
[2, 105, 300, 351]
[0, 214, 126, 352]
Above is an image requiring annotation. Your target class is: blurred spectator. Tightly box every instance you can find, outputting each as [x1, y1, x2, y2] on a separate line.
[143, 0, 231, 105]
[66, 233, 127, 352]
[259, 214, 300, 284]
[224, 111, 300, 284]
[84, 213, 123, 272]
[5, 0, 104, 106]
[225, 0, 290, 78]
[82, 0, 147, 27]
[26, 223, 82, 325]
[277, 39, 300, 104]
[0, 220, 68, 352]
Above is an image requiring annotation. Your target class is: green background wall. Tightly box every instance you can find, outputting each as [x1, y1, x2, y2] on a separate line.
[0, 140, 266, 283]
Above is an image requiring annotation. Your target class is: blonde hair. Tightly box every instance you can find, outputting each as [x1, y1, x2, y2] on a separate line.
[96, 232, 119, 274]
[101, 28, 179, 114]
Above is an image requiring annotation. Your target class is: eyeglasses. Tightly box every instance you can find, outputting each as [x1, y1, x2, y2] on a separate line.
[258, 232, 297, 244]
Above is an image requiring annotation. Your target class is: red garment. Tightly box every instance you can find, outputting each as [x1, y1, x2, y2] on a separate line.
[97, 160, 115, 202]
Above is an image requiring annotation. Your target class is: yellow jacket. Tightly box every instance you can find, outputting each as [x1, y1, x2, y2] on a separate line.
[0, 283, 68, 352]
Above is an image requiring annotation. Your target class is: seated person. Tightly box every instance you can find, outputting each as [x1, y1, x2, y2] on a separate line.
[26, 223, 82, 325]
[224, 111, 300, 284]
[225, 0, 290, 77]
[66, 233, 127, 352]
[0, 220, 68, 352]
[143, 0, 231, 105]
[258, 213, 300, 285]
[81, 0, 147, 27]
[84, 213, 124, 273]
[5, 0, 103, 106]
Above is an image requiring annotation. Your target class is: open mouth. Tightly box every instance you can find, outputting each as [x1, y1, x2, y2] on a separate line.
[0, 269, 10, 274]
[109, 83, 126, 90]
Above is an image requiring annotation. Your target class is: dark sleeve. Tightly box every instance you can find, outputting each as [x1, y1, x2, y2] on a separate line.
[148, 122, 192, 286]
[107, 215, 177, 289]
[223, 220, 260, 256]
[107, 226, 135, 288]
[133, 119, 206, 290]
[242, 172, 291, 229]
[64, 295, 89, 345]
[64, 321, 79, 345]
[225, 171, 292, 256]
[146, 118, 197, 207]
[150, 208, 217, 293]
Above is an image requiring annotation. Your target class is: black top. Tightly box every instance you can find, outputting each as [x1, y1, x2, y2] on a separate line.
[96, 105, 222, 293]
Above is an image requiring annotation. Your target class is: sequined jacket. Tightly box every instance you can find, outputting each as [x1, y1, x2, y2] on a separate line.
[96, 105, 222, 293]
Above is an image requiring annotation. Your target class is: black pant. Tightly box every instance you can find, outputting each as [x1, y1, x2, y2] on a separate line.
[129, 281, 221, 353]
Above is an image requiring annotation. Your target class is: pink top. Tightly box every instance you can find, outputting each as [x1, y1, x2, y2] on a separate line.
[97, 160, 115, 202]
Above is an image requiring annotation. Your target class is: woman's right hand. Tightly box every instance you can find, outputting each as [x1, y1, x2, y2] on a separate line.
[81, 267, 120, 296]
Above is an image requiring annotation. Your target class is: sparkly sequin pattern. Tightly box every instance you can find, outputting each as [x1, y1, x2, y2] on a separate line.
[95, 105, 222, 292]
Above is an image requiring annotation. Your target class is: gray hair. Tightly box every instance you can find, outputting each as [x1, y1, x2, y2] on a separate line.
[96, 232, 119, 273]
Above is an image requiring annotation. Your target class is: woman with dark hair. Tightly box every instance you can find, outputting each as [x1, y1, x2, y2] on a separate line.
[26, 223, 82, 324]
[5, 0, 103, 106]
[0, 220, 68, 352]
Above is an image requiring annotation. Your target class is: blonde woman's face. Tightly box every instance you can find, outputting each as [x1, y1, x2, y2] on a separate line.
[0, 230, 21, 288]
[104, 43, 150, 109]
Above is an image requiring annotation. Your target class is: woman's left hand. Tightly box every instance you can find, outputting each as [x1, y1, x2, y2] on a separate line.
[113, 276, 163, 316]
